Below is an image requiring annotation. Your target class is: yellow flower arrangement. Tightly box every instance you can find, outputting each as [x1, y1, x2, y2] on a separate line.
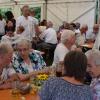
[37, 74, 49, 80]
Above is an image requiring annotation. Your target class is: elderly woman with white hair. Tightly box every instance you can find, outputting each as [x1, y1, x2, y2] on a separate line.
[0, 43, 18, 89]
[86, 50, 100, 100]
[52, 30, 76, 66]
[12, 39, 46, 81]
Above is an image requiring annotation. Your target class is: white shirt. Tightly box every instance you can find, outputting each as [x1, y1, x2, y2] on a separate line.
[0, 20, 5, 35]
[40, 27, 57, 44]
[86, 31, 97, 41]
[1, 67, 16, 81]
[75, 33, 86, 45]
[75, 29, 81, 34]
[93, 33, 100, 50]
[53, 43, 69, 65]
[16, 16, 36, 41]
[1, 34, 21, 46]
[29, 16, 38, 25]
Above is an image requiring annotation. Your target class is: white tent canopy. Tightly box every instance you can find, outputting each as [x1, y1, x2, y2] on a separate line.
[0, 0, 96, 30]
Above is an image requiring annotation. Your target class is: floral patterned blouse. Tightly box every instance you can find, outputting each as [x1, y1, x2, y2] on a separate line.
[90, 78, 100, 100]
[12, 50, 46, 74]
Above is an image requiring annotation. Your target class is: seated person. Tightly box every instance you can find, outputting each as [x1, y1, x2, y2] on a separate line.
[38, 21, 57, 50]
[1, 24, 21, 48]
[86, 50, 100, 99]
[37, 51, 93, 100]
[53, 30, 76, 66]
[12, 39, 46, 81]
[0, 43, 18, 89]
[86, 24, 99, 43]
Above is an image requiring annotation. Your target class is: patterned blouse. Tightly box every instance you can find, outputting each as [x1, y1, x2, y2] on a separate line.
[90, 78, 100, 100]
[12, 50, 46, 74]
[39, 77, 93, 100]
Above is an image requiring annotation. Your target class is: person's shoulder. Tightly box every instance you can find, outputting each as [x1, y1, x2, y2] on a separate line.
[17, 16, 23, 20]
[28, 16, 36, 22]
[78, 84, 92, 95]
[29, 49, 39, 56]
[56, 43, 65, 50]
[49, 28, 56, 33]
[1, 35, 9, 39]
[46, 27, 54, 31]
[32, 17, 38, 21]
[46, 77, 60, 85]
[13, 52, 19, 59]
[55, 43, 62, 51]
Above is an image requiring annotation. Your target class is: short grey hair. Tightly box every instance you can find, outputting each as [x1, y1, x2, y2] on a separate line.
[0, 43, 13, 55]
[85, 50, 100, 66]
[61, 29, 75, 43]
[17, 39, 32, 49]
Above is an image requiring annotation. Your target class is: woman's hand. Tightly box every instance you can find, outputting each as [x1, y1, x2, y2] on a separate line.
[17, 73, 30, 81]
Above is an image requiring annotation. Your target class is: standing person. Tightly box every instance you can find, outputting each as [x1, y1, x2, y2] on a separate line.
[0, 14, 5, 40]
[29, 9, 40, 49]
[29, 9, 39, 36]
[5, 11, 16, 32]
[16, 5, 36, 41]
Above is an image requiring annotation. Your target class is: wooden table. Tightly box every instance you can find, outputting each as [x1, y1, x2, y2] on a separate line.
[80, 43, 94, 49]
[80, 43, 94, 52]
[0, 89, 38, 100]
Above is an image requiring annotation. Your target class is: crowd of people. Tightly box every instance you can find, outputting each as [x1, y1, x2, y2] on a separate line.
[0, 4, 100, 100]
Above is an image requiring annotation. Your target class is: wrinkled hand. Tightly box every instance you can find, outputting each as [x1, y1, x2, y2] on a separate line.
[18, 73, 30, 81]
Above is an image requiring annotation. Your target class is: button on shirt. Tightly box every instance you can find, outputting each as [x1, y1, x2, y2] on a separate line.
[16, 16, 36, 41]
[40, 28, 57, 44]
